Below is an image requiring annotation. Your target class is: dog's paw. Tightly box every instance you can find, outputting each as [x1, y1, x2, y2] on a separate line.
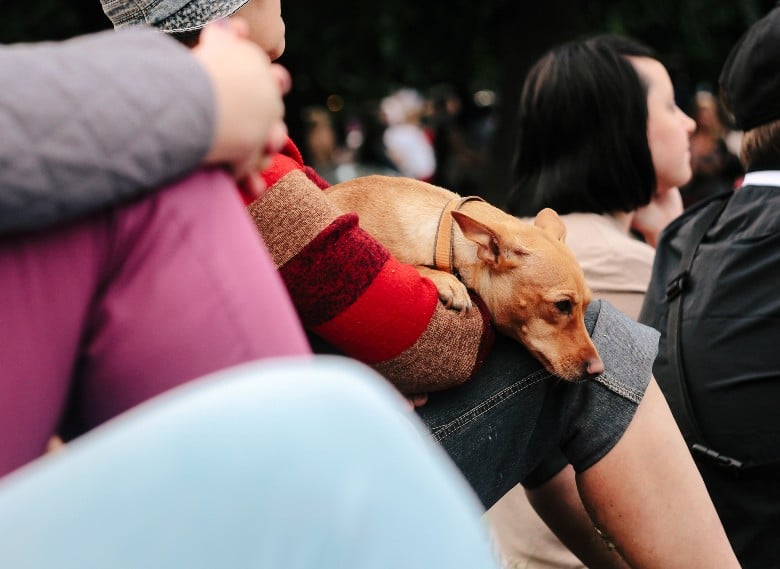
[430, 273, 473, 312]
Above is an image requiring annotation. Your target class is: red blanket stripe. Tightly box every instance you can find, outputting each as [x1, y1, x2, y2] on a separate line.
[260, 142, 305, 190]
[279, 213, 390, 326]
[303, 165, 330, 189]
[311, 257, 440, 363]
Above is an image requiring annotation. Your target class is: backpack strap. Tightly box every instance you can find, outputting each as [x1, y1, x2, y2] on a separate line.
[663, 195, 741, 469]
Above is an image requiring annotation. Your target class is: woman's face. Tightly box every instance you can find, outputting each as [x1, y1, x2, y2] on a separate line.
[234, 0, 286, 60]
[630, 56, 696, 192]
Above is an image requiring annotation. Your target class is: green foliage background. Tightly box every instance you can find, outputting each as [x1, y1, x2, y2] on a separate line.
[3, 0, 775, 197]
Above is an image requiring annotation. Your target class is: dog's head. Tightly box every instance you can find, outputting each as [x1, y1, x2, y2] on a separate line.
[452, 207, 604, 381]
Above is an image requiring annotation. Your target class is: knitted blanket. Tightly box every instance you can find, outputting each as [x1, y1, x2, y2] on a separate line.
[248, 138, 493, 393]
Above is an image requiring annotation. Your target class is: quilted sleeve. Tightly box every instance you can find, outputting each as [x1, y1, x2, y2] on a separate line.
[0, 29, 214, 235]
[248, 155, 494, 393]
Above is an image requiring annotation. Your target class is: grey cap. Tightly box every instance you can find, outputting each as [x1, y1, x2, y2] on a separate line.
[101, 0, 251, 33]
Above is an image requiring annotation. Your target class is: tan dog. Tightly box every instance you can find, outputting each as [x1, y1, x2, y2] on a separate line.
[325, 175, 604, 381]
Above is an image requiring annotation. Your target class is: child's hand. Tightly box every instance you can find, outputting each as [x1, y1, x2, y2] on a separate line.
[194, 18, 290, 182]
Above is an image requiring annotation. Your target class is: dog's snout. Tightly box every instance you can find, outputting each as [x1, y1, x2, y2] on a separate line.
[585, 357, 605, 377]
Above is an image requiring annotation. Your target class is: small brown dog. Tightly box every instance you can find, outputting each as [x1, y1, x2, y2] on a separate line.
[325, 175, 604, 381]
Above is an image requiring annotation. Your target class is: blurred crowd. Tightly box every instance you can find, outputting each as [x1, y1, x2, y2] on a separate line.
[680, 87, 744, 208]
[296, 84, 497, 196]
[297, 80, 746, 214]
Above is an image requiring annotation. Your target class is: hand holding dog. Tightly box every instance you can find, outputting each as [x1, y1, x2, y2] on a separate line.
[404, 393, 429, 409]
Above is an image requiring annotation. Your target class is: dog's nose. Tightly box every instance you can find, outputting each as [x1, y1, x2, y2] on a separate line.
[586, 357, 604, 377]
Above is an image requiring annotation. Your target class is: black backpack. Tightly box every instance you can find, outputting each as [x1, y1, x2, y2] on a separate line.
[639, 188, 780, 471]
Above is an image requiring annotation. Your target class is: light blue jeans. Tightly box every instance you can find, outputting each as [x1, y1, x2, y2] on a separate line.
[0, 357, 500, 569]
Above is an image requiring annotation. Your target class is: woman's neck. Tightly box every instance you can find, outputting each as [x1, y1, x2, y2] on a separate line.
[608, 210, 634, 233]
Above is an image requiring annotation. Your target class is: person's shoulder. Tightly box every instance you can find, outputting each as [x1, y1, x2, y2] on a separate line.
[674, 189, 732, 226]
[657, 189, 733, 247]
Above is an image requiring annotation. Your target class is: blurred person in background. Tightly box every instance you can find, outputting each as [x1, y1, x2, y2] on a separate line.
[679, 89, 743, 208]
[380, 87, 436, 181]
[426, 83, 489, 196]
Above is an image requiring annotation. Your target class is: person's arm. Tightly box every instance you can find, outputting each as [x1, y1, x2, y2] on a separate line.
[248, 145, 494, 393]
[523, 303, 737, 568]
[577, 379, 740, 568]
[0, 23, 285, 235]
[0, 28, 212, 234]
[527, 385, 740, 569]
[526, 466, 631, 569]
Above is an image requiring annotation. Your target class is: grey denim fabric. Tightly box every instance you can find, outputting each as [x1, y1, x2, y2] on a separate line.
[0, 29, 213, 235]
[102, 0, 250, 32]
[587, 296, 659, 404]
[417, 300, 659, 508]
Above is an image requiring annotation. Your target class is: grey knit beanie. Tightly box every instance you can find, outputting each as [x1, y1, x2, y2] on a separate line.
[101, 0, 251, 33]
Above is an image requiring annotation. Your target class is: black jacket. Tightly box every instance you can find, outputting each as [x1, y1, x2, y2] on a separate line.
[640, 178, 780, 568]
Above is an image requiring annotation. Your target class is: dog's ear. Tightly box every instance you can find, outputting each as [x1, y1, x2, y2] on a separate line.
[533, 208, 567, 242]
[452, 211, 514, 266]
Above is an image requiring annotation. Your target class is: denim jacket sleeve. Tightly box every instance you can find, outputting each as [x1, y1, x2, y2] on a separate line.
[0, 28, 214, 235]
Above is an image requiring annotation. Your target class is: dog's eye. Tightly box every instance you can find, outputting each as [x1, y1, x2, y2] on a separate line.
[555, 300, 572, 315]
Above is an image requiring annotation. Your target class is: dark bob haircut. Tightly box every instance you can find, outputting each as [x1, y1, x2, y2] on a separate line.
[505, 34, 658, 217]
